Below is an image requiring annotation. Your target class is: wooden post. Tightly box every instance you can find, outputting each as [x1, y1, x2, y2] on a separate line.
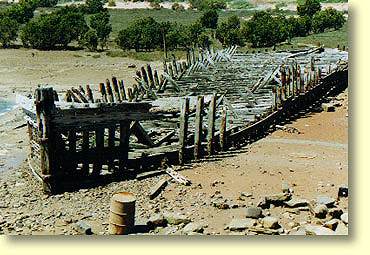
[86, 85, 94, 103]
[153, 70, 160, 89]
[178, 97, 190, 165]
[68, 129, 77, 174]
[118, 80, 127, 101]
[108, 126, 116, 171]
[99, 83, 107, 103]
[119, 121, 131, 173]
[194, 95, 204, 160]
[127, 88, 133, 102]
[272, 87, 277, 111]
[219, 106, 227, 151]
[93, 128, 104, 176]
[141, 66, 149, 86]
[207, 93, 216, 156]
[81, 131, 90, 176]
[147, 64, 155, 89]
[105, 79, 114, 103]
[35, 87, 56, 193]
[168, 63, 174, 78]
[112, 77, 122, 103]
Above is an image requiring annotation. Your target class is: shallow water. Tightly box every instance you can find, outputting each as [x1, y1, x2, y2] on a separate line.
[0, 98, 14, 116]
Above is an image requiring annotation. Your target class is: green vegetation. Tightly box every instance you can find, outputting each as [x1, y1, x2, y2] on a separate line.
[189, 0, 227, 10]
[312, 7, 345, 33]
[0, 16, 19, 48]
[200, 9, 219, 29]
[89, 10, 112, 49]
[216, 15, 244, 47]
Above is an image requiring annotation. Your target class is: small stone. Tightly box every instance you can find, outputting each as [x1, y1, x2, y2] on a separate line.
[182, 222, 205, 234]
[328, 207, 343, 219]
[147, 214, 167, 229]
[74, 221, 92, 235]
[314, 204, 328, 219]
[338, 185, 348, 198]
[240, 192, 252, 198]
[322, 103, 335, 112]
[284, 197, 309, 208]
[324, 219, 339, 230]
[282, 182, 290, 193]
[340, 212, 348, 224]
[316, 196, 335, 207]
[262, 217, 280, 229]
[244, 207, 262, 219]
[265, 193, 292, 205]
[335, 222, 348, 235]
[163, 212, 191, 225]
[226, 218, 256, 231]
[304, 224, 335, 235]
[211, 198, 230, 209]
[287, 222, 299, 229]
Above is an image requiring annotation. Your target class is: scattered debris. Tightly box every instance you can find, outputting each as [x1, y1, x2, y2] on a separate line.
[149, 178, 168, 200]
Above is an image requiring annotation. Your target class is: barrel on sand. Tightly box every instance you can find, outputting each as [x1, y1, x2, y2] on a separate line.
[109, 192, 136, 235]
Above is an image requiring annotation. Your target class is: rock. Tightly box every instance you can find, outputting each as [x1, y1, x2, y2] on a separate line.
[328, 208, 343, 219]
[163, 212, 191, 225]
[74, 221, 93, 235]
[240, 192, 252, 198]
[281, 182, 290, 193]
[324, 219, 339, 230]
[313, 204, 328, 219]
[262, 216, 280, 229]
[304, 224, 335, 235]
[322, 103, 335, 112]
[147, 214, 167, 229]
[244, 207, 262, 219]
[226, 218, 256, 231]
[335, 222, 348, 235]
[316, 196, 335, 207]
[338, 185, 348, 198]
[211, 198, 230, 209]
[340, 212, 348, 224]
[265, 193, 292, 205]
[287, 222, 299, 229]
[288, 227, 307, 235]
[182, 222, 205, 234]
[284, 197, 309, 208]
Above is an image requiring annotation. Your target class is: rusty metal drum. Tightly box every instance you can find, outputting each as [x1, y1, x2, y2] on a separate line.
[109, 192, 136, 235]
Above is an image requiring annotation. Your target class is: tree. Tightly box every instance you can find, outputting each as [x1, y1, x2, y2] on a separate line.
[198, 32, 211, 49]
[85, 0, 105, 14]
[200, 9, 219, 29]
[90, 11, 112, 50]
[297, 0, 321, 17]
[189, 0, 226, 11]
[216, 15, 244, 47]
[242, 11, 283, 47]
[2, 0, 37, 24]
[21, 7, 88, 49]
[0, 16, 19, 48]
[35, 0, 58, 7]
[116, 17, 161, 51]
[84, 29, 99, 51]
[312, 8, 345, 33]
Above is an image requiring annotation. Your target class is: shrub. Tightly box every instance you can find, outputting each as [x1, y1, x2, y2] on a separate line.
[116, 17, 161, 51]
[172, 2, 184, 11]
[189, 0, 226, 11]
[297, 0, 321, 17]
[85, 0, 105, 14]
[200, 9, 219, 29]
[312, 8, 345, 33]
[0, 16, 19, 48]
[216, 15, 244, 47]
[35, 0, 58, 7]
[84, 29, 99, 51]
[90, 11, 112, 49]
[242, 11, 284, 47]
[108, 0, 116, 7]
[1, 0, 37, 24]
[21, 7, 88, 49]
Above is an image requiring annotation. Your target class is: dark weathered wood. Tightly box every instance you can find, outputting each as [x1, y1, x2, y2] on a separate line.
[118, 80, 127, 101]
[147, 64, 155, 89]
[92, 128, 104, 176]
[149, 178, 168, 199]
[178, 97, 190, 165]
[72, 87, 88, 103]
[68, 89, 82, 103]
[206, 93, 216, 156]
[99, 83, 107, 103]
[105, 79, 114, 103]
[141, 66, 149, 86]
[112, 77, 122, 103]
[127, 88, 133, 102]
[130, 121, 155, 147]
[194, 95, 204, 160]
[153, 70, 160, 89]
[119, 121, 131, 172]
[86, 85, 94, 103]
[219, 106, 227, 151]
[68, 129, 77, 173]
[81, 131, 90, 175]
[168, 63, 174, 78]
[64, 90, 72, 102]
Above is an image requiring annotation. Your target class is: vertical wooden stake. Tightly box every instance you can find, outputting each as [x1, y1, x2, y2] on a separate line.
[178, 97, 190, 165]
[105, 79, 114, 103]
[112, 77, 122, 103]
[119, 121, 131, 173]
[99, 83, 107, 103]
[219, 106, 227, 151]
[93, 128, 104, 176]
[82, 131, 90, 176]
[207, 93, 216, 156]
[118, 80, 127, 101]
[194, 95, 204, 160]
